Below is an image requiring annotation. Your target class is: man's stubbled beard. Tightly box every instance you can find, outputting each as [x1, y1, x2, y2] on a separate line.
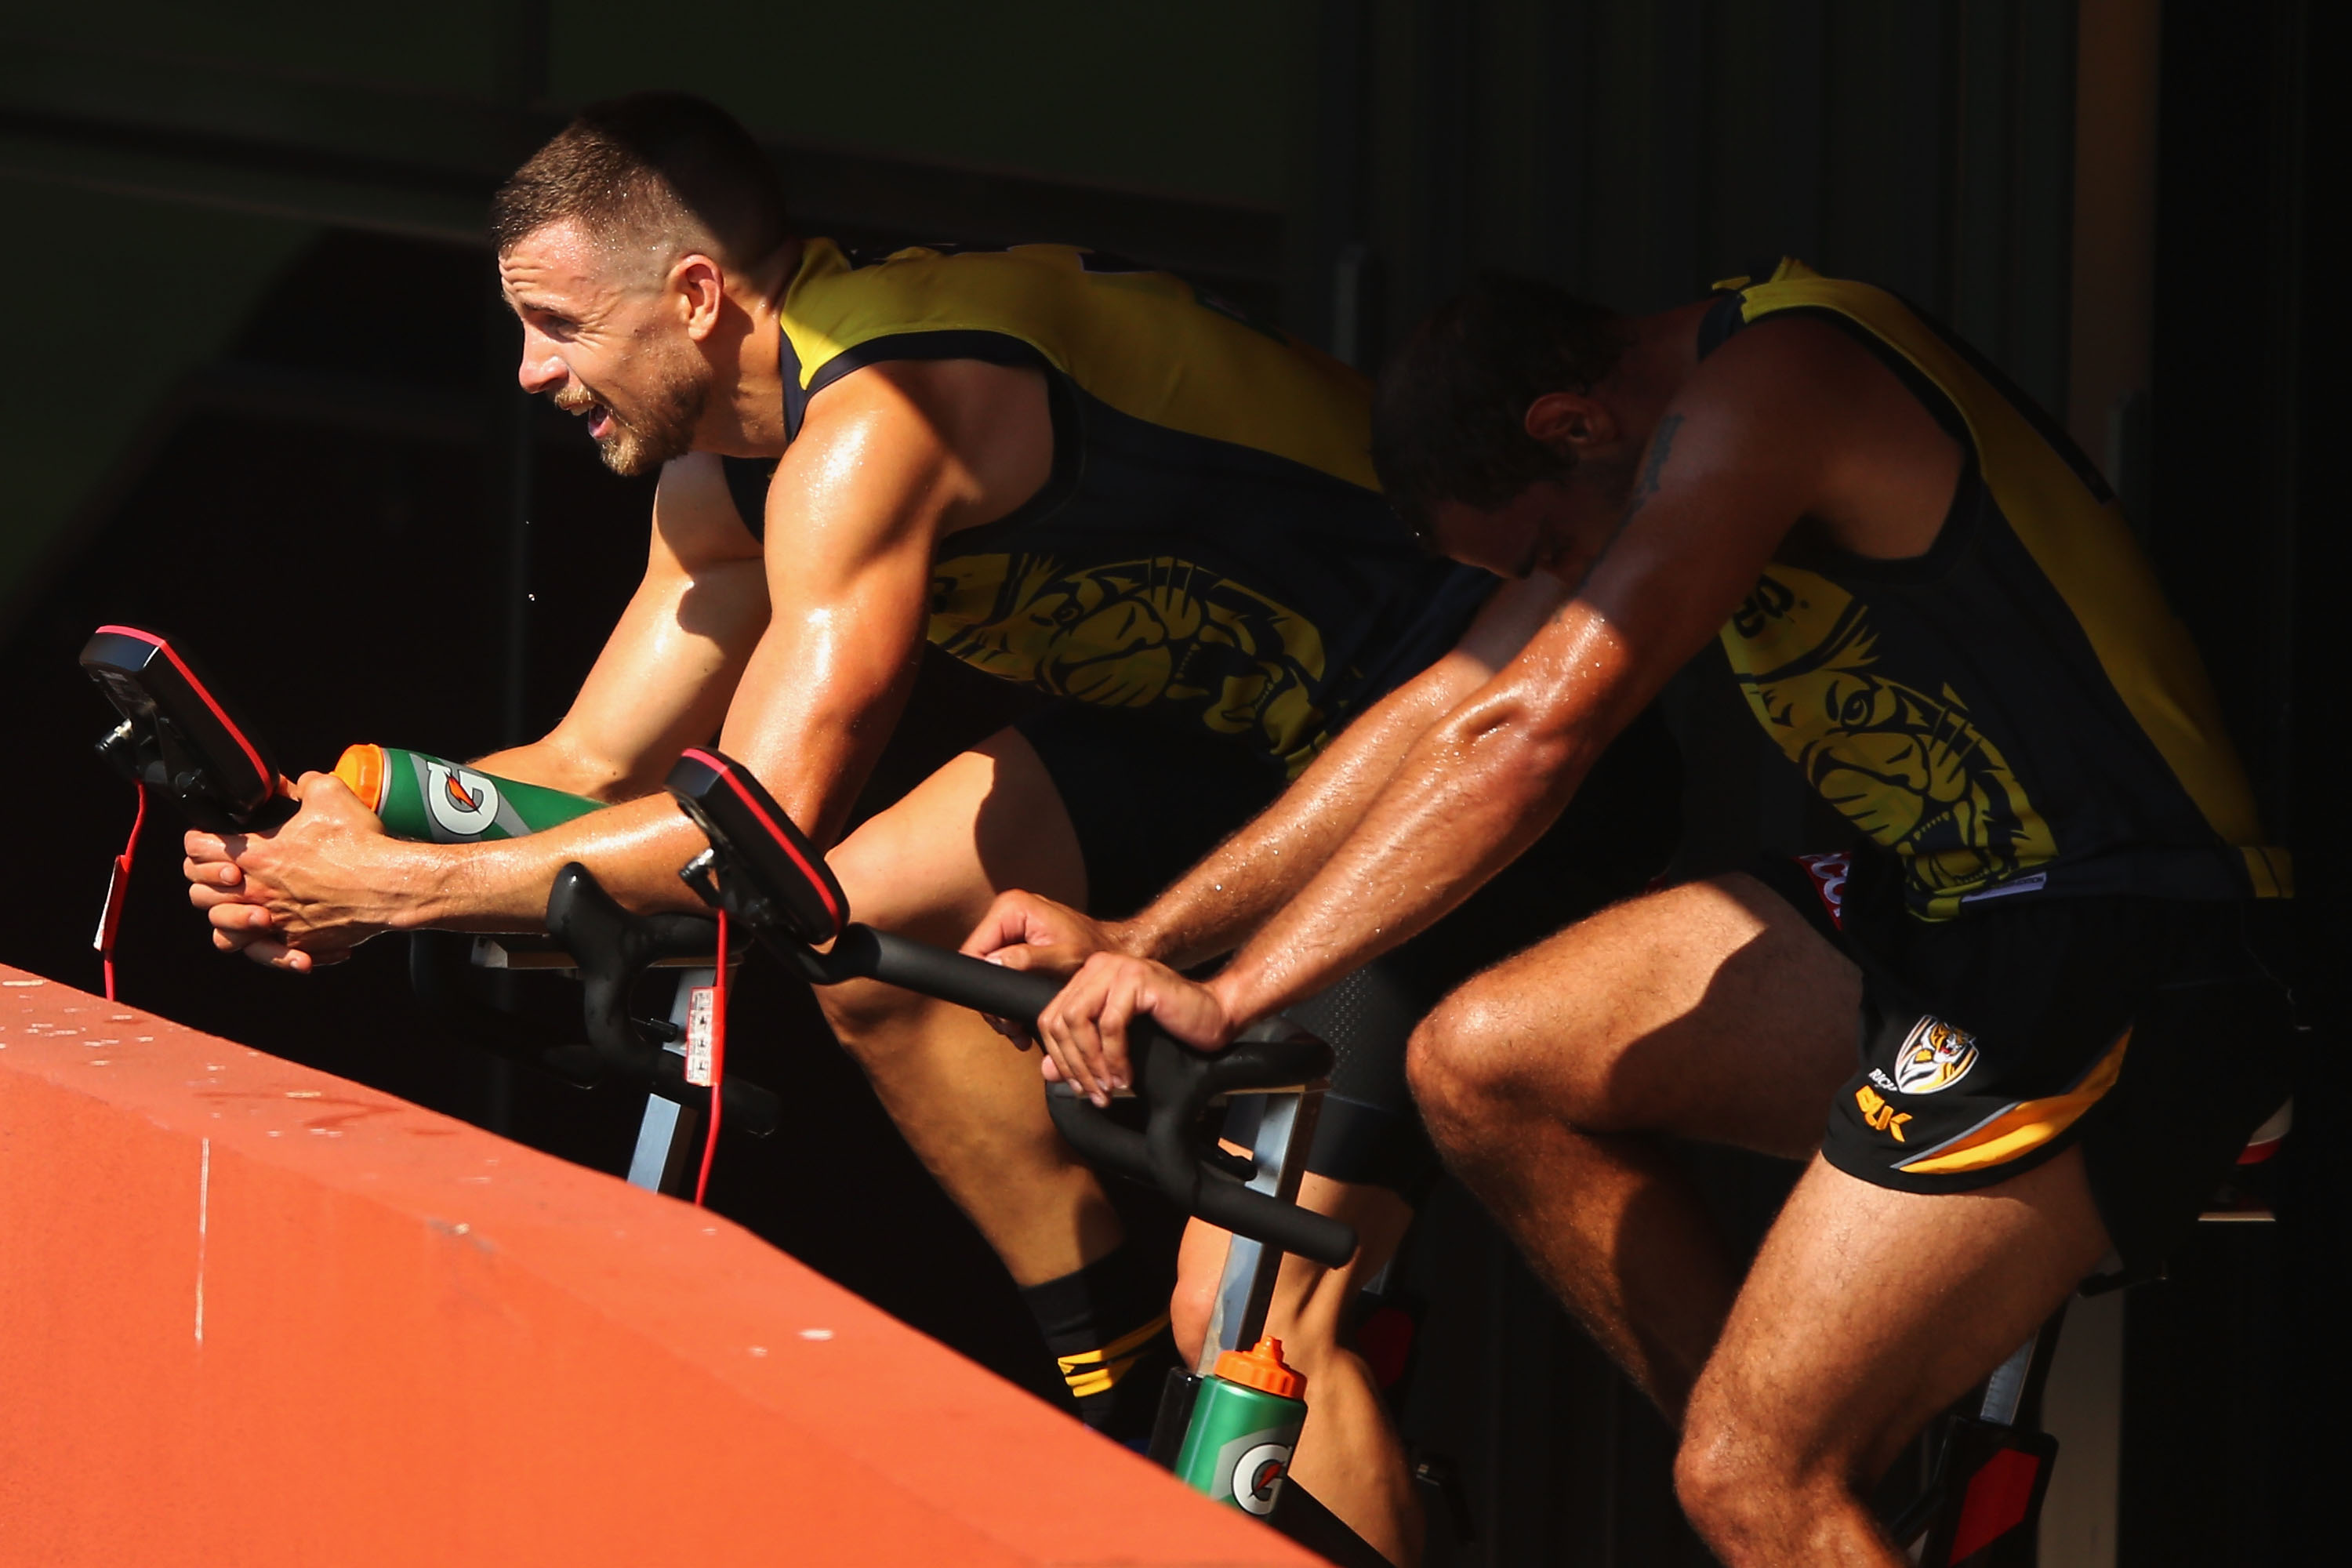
[555, 338, 710, 477]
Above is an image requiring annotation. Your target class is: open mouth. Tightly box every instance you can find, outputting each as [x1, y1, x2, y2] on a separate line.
[553, 386, 617, 441]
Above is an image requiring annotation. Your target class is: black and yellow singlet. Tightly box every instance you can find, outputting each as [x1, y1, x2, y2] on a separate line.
[1705, 259, 2287, 920]
[723, 238, 1493, 778]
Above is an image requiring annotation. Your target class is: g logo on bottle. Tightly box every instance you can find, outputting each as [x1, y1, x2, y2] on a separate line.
[1229, 1442, 1291, 1516]
[424, 760, 501, 838]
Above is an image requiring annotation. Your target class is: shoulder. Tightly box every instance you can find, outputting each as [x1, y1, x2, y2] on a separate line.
[1689, 310, 1889, 408]
[1673, 308, 1939, 468]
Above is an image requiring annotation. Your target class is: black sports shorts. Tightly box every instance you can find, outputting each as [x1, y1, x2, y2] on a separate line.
[1755, 849, 2297, 1281]
[1021, 700, 1683, 1202]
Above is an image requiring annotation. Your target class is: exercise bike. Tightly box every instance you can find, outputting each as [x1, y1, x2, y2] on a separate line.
[77, 627, 1385, 1558]
[82, 625, 2160, 1565]
[525, 743, 1392, 1566]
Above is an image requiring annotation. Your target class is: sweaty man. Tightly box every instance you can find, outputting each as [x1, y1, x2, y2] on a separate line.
[176, 94, 1667, 1554]
[995, 264, 2296, 1566]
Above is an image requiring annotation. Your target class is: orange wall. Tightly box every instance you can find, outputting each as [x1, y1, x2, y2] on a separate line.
[0, 963, 1315, 1567]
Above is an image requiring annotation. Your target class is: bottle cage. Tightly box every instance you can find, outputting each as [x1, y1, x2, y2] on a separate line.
[80, 625, 285, 833]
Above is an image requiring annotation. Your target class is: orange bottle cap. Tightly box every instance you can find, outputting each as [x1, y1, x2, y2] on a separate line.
[1214, 1335, 1305, 1401]
[332, 743, 386, 812]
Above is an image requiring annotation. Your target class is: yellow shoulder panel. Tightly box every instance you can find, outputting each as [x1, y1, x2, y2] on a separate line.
[779, 239, 1377, 491]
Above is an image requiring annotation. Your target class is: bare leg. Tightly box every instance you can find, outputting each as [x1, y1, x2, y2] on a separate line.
[1676, 1149, 2112, 1566]
[1406, 875, 1859, 1414]
[820, 730, 1119, 1286]
[1173, 1176, 1423, 1566]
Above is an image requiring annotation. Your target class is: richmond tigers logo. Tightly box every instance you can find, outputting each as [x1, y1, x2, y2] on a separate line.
[1893, 1015, 1980, 1095]
[1722, 568, 2056, 918]
[927, 551, 1332, 775]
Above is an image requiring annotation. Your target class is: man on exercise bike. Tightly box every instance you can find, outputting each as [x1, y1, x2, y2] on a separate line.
[178, 94, 1675, 1559]
[986, 266, 2296, 1564]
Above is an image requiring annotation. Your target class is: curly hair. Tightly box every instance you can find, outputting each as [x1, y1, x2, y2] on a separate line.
[1371, 274, 1628, 537]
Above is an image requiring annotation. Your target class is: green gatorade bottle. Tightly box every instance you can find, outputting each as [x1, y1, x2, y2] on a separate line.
[1173, 1336, 1308, 1517]
[332, 743, 603, 844]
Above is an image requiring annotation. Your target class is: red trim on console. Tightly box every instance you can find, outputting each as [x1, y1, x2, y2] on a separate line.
[95, 626, 272, 793]
[678, 748, 844, 929]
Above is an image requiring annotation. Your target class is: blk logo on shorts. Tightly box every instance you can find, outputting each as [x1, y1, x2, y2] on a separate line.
[1894, 1015, 1979, 1095]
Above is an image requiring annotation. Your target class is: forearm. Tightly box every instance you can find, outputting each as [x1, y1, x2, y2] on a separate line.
[1207, 702, 1597, 1025]
[1119, 682, 1461, 968]
[405, 793, 713, 930]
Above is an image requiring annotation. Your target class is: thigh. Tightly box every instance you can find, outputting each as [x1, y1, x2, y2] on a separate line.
[826, 726, 1088, 947]
[1425, 872, 1862, 1157]
[1690, 1147, 2111, 1483]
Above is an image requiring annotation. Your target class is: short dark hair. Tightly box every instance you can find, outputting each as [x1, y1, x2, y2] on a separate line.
[1371, 274, 1628, 534]
[490, 91, 789, 267]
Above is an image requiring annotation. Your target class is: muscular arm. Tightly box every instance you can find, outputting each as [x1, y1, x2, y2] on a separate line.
[408, 361, 1029, 923]
[1025, 319, 1950, 1092]
[1203, 325, 1936, 1029]
[210, 360, 1047, 955]
[1118, 573, 1569, 968]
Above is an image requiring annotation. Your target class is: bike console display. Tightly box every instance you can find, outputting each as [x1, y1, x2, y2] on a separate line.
[665, 747, 847, 946]
[80, 625, 285, 833]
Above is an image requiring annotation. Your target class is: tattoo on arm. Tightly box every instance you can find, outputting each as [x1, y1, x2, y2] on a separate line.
[1626, 413, 1682, 522]
[1570, 412, 1683, 595]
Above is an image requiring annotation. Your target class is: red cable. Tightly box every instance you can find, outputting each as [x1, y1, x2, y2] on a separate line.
[694, 909, 729, 1207]
[98, 781, 147, 1003]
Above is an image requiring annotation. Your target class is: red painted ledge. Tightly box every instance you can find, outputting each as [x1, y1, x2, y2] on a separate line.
[0, 962, 1317, 1567]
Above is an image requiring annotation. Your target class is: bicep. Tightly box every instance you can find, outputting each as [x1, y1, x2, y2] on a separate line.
[717, 378, 971, 837]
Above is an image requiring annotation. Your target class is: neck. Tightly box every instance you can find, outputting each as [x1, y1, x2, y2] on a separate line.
[704, 237, 804, 458]
[1604, 299, 1715, 441]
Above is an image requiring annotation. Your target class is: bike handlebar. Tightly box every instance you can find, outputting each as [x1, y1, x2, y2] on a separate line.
[658, 746, 1360, 1268]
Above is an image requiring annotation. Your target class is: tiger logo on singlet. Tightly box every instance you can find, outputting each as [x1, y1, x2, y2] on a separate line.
[929, 551, 1332, 776]
[1726, 567, 2056, 915]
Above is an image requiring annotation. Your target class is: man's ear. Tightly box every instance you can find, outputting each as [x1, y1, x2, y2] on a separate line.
[1524, 390, 1617, 453]
[673, 254, 726, 339]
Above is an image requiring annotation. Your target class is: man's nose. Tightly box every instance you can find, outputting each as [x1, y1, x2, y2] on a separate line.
[516, 339, 565, 395]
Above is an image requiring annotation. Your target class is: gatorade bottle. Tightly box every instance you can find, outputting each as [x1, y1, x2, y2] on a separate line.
[332, 744, 604, 844]
[1173, 1337, 1308, 1517]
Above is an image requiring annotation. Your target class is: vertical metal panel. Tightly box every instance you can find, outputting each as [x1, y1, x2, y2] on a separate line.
[1646, 0, 1708, 306]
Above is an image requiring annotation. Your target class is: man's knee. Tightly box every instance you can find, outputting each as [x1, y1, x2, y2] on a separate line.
[1675, 1374, 1857, 1554]
[815, 973, 927, 1050]
[1672, 1396, 1758, 1541]
[1170, 1260, 1216, 1366]
[1407, 982, 1531, 1144]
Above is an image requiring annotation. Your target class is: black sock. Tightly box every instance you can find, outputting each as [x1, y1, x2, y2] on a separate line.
[1018, 1247, 1178, 1443]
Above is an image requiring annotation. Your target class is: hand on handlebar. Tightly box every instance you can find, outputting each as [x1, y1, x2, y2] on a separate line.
[1033, 952, 1236, 1107]
[960, 888, 1136, 1044]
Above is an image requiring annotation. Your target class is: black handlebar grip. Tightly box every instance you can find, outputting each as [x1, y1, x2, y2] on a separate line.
[829, 926, 1065, 1025]
[1045, 1019, 1358, 1268]
[1189, 1171, 1360, 1269]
